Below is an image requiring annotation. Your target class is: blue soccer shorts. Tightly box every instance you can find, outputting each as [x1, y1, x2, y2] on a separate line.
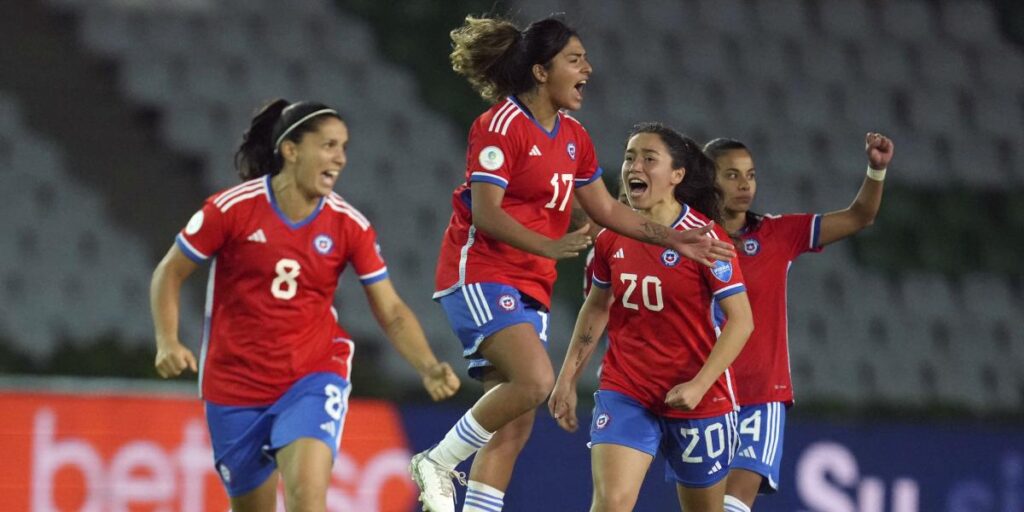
[438, 282, 549, 380]
[729, 402, 787, 493]
[589, 389, 738, 487]
[205, 372, 351, 497]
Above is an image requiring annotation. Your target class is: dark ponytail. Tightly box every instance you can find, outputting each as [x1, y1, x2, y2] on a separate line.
[234, 99, 342, 181]
[235, 99, 289, 181]
[450, 15, 579, 103]
[628, 122, 723, 225]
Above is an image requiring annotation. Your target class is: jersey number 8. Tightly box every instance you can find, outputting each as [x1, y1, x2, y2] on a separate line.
[271, 258, 301, 300]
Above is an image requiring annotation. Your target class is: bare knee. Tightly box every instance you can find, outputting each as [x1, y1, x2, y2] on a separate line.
[284, 481, 326, 512]
[514, 369, 554, 407]
[591, 489, 637, 512]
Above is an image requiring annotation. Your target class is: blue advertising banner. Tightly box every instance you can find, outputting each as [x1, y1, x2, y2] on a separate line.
[399, 405, 1023, 511]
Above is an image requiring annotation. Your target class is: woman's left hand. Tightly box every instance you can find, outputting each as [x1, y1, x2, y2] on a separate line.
[664, 380, 708, 411]
[422, 362, 461, 401]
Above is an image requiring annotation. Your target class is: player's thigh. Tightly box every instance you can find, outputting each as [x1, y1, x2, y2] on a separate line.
[724, 468, 762, 507]
[478, 322, 552, 385]
[276, 437, 334, 498]
[228, 471, 279, 512]
[676, 478, 726, 512]
[591, 444, 653, 510]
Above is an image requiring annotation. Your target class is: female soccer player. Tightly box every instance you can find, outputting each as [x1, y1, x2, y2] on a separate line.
[410, 15, 735, 512]
[548, 123, 753, 512]
[150, 100, 460, 512]
[705, 133, 894, 512]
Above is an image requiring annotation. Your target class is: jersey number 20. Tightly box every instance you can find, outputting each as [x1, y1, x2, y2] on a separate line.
[620, 273, 664, 311]
[272, 258, 301, 300]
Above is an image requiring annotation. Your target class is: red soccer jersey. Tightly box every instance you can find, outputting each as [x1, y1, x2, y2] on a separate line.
[591, 206, 746, 419]
[175, 176, 388, 406]
[433, 97, 603, 308]
[726, 213, 822, 406]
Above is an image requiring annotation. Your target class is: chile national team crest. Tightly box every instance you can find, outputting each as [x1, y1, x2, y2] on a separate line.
[566, 142, 577, 161]
[742, 237, 761, 256]
[497, 294, 517, 312]
[661, 249, 680, 267]
[595, 413, 610, 430]
[313, 234, 334, 255]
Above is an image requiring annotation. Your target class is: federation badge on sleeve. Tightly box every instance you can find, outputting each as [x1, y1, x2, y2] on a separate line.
[478, 146, 505, 171]
[711, 260, 733, 282]
[661, 249, 680, 267]
[566, 142, 577, 161]
[313, 234, 334, 255]
[185, 210, 204, 235]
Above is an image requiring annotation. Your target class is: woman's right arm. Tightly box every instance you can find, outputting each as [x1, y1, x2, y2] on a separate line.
[574, 178, 735, 265]
[471, 182, 593, 260]
[548, 285, 614, 432]
[150, 244, 199, 378]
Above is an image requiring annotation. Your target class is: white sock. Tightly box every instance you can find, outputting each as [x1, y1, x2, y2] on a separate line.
[428, 410, 493, 470]
[463, 480, 505, 511]
[724, 495, 751, 512]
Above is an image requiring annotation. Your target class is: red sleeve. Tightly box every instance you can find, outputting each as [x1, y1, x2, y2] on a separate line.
[589, 230, 613, 290]
[346, 221, 389, 286]
[466, 119, 520, 190]
[175, 199, 229, 264]
[583, 248, 596, 299]
[572, 122, 602, 188]
[771, 213, 824, 259]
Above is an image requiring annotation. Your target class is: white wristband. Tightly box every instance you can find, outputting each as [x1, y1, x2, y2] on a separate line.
[866, 166, 886, 181]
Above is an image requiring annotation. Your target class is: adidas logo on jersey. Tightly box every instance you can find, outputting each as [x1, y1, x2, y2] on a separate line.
[320, 421, 336, 438]
[740, 447, 757, 459]
[529, 145, 542, 156]
[707, 461, 723, 475]
[613, 248, 625, 259]
[247, 229, 267, 243]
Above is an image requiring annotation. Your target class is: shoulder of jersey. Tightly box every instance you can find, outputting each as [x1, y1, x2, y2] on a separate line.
[561, 112, 587, 132]
[209, 177, 268, 213]
[324, 192, 372, 231]
[675, 207, 728, 240]
[481, 98, 529, 137]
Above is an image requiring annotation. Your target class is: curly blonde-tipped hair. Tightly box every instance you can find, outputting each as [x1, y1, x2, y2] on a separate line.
[450, 16, 524, 103]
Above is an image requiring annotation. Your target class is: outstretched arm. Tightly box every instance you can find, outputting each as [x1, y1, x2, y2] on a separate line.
[151, 245, 199, 378]
[818, 132, 895, 246]
[363, 279, 460, 401]
[548, 285, 615, 432]
[574, 178, 735, 266]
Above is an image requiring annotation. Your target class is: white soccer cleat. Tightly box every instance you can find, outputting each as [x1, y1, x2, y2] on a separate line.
[409, 449, 464, 512]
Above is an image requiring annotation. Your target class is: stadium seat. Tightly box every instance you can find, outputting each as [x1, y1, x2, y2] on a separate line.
[696, 0, 750, 37]
[915, 42, 973, 90]
[753, 0, 809, 38]
[881, 0, 937, 43]
[817, 0, 872, 41]
[939, 0, 1001, 44]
